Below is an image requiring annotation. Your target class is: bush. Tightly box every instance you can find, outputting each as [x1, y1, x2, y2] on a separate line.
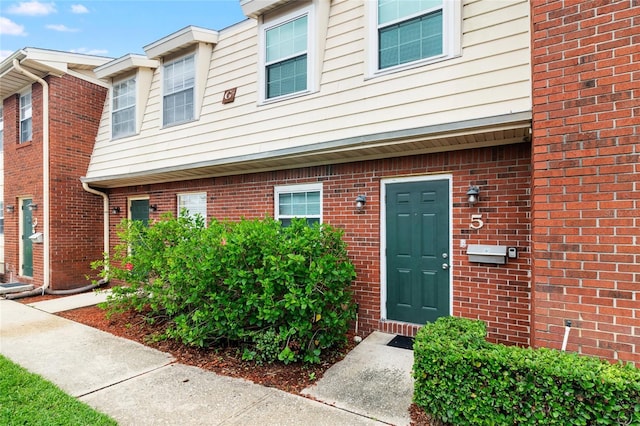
[413, 317, 640, 425]
[96, 214, 356, 364]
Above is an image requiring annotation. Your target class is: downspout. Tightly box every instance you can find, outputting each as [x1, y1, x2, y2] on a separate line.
[81, 182, 110, 280]
[13, 59, 50, 293]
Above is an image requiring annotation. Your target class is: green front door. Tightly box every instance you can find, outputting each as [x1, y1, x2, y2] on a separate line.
[386, 179, 450, 325]
[130, 199, 150, 225]
[22, 199, 33, 277]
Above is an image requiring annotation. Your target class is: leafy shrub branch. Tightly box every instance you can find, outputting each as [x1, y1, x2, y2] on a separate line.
[95, 214, 356, 364]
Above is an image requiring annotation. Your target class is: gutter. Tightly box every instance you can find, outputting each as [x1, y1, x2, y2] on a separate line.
[12, 58, 50, 292]
[81, 182, 111, 279]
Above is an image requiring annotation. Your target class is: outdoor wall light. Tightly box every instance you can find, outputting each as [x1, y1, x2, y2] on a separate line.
[111, 206, 121, 214]
[466, 186, 480, 206]
[6, 205, 15, 213]
[355, 195, 367, 211]
[27, 203, 38, 211]
[149, 204, 158, 213]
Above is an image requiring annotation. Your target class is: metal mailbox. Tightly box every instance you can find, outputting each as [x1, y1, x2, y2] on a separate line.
[467, 244, 507, 265]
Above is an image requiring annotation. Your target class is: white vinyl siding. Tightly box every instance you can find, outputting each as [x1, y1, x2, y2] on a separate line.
[20, 90, 32, 143]
[275, 183, 322, 227]
[163, 54, 195, 126]
[85, 0, 531, 185]
[112, 77, 136, 138]
[177, 192, 207, 220]
[265, 14, 309, 99]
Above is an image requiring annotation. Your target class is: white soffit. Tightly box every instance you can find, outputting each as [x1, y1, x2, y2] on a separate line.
[144, 26, 219, 59]
[240, 0, 291, 18]
[95, 54, 159, 79]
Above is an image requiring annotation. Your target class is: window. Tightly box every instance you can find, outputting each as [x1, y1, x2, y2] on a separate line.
[263, 11, 310, 100]
[20, 90, 32, 143]
[374, 0, 459, 73]
[177, 192, 207, 221]
[274, 183, 322, 227]
[112, 77, 136, 138]
[163, 54, 195, 127]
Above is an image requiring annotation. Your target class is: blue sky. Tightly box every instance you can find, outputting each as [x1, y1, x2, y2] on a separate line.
[0, 0, 247, 61]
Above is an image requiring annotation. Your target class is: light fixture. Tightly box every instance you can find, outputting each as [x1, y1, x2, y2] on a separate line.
[111, 206, 121, 214]
[466, 186, 480, 206]
[149, 204, 158, 213]
[6, 205, 15, 213]
[355, 195, 367, 211]
[27, 203, 38, 211]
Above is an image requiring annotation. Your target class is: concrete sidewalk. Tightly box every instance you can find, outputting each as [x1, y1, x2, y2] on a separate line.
[1, 296, 414, 425]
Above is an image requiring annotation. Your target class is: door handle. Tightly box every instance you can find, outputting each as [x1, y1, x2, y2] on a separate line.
[442, 263, 449, 270]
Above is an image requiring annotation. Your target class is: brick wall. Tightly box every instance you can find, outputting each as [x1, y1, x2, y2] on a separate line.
[108, 143, 532, 346]
[531, 0, 639, 364]
[2, 75, 107, 290]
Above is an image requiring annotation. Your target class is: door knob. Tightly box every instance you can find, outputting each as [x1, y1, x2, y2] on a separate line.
[442, 263, 449, 270]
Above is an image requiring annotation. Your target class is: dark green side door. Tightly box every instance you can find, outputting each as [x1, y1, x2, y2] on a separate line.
[22, 199, 33, 277]
[130, 199, 149, 225]
[386, 179, 450, 325]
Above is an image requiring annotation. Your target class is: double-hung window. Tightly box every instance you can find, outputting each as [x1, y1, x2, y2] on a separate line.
[20, 90, 32, 143]
[375, 0, 459, 72]
[263, 10, 311, 100]
[112, 77, 136, 138]
[163, 54, 195, 127]
[177, 192, 207, 221]
[275, 183, 322, 227]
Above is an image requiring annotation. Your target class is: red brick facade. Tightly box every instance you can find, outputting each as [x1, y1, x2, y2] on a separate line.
[108, 143, 532, 346]
[531, 0, 639, 364]
[2, 74, 107, 290]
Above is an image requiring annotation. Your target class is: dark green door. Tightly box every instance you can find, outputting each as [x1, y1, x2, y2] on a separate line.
[130, 199, 149, 225]
[386, 179, 450, 325]
[22, 199, 33, 277]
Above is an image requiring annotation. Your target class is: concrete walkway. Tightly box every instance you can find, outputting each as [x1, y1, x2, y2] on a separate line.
[1, 294, 414, 425]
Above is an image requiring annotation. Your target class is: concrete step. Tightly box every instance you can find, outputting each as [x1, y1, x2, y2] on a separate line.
[0, 282, 34, 295]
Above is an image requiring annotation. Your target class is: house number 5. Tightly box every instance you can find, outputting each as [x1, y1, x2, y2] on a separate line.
[470, 214, 484, 230]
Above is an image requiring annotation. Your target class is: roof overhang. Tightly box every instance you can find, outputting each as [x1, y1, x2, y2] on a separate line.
[144, 26, 219, 60]
[95, 54, 159, 80]
[82, 111, 532, 189]
[240, 0, 292, 18]
[0, 48, 111, 100]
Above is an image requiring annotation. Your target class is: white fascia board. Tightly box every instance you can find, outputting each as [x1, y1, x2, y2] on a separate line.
[95, 54, 159, 79]
[240, 0, 291, 18]
[144, 26, 219, 59]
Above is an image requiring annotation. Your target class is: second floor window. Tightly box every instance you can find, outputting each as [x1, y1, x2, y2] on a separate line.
[112, 77, 136, 138]
[20, 90, 32, 143]
[265, 13, 309, 100]
[377, 0, 444, 70]
[163, 54, 195, 127]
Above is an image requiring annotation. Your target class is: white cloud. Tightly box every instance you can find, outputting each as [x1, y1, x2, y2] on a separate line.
[46, 24, 79, 32]
[7, 1, 56, 16]
[70, 47, 109, 56]
[0, 17, 27, 36]
[70, 4, 89, 14]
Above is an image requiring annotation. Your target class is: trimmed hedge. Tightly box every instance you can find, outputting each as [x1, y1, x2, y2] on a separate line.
[413, 317, 640, 425]
[96, 214, 356, 364]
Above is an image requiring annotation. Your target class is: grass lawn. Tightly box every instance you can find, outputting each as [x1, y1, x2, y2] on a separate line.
[0, 354, 116, 425]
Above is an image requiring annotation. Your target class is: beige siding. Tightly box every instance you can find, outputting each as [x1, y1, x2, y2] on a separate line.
[86, 0, 530, 181]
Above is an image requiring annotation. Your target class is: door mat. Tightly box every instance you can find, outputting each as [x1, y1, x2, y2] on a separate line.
[387, 335, 414, 350]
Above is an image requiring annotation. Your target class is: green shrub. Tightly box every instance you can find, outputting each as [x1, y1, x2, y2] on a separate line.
[95, 214, 356, 364]
[413, 317, 640, 425]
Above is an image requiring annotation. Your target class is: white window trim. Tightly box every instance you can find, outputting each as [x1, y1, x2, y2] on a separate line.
[366, 0, 462, 78]
[258, 5, 316, 104]
[274, 183, 323, 223]
[111, 76, 136, 140]
[0, 105, 4, 150]
[19, 88, 33, 143]
[161, 52, 196, 128]
[177, 192, 207, 221]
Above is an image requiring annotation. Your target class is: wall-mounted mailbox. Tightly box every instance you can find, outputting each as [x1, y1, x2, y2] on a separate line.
[29, 232, 44, 244]
[467, 244, 507, 265]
